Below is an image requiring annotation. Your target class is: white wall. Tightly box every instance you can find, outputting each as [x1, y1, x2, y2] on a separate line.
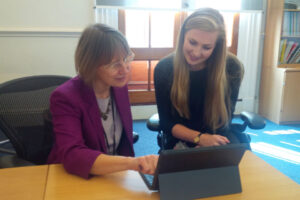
[0, 0, 155, 119]
[131, 105, 157, 120]
[0, 0, 94, 82]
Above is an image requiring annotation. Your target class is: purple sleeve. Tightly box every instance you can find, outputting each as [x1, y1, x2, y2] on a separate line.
[50, 90, 101, 179]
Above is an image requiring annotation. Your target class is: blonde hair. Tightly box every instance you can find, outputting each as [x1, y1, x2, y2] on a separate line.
[75, 23, 130, 86]
[171, 8, 229, 132]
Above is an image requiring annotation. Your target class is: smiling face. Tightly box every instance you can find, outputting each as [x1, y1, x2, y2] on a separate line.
[94, 52, 134, 91]
[183, 29, 218, 70]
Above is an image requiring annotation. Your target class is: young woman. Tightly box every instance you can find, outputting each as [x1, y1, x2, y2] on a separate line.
[47, 24, 158, 179]
[155, 8, 245, 149]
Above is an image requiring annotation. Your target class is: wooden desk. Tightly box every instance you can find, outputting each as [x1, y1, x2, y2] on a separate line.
[0, 165, 49, 200]
[44, 151, 300, 200]
[44, 165, 159, 200]
[205, 151, 300, 200]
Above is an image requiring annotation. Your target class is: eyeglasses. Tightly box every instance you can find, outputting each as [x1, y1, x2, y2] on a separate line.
[105, 52, 135, 71]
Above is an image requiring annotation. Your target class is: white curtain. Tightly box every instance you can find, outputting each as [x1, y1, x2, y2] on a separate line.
[236, 12, 264, 113]
[95, 8, 119, 30]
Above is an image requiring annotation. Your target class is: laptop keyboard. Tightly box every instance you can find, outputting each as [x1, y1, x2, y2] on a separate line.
[143, 173, 154, 185]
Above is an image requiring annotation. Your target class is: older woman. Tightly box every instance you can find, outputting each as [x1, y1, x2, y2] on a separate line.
[47, 24, 158, 179]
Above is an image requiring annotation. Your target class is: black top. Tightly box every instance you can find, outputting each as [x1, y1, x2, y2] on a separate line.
[154, 53, 244, 149]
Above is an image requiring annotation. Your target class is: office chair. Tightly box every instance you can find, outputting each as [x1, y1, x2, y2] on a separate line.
[147, 111, 265, 151]
[0, 75, 139, 168]
[0, 75, 71, 168]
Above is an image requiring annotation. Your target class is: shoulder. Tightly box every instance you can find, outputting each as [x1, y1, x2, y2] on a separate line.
[51, 76, 91, 104]
[112, 85, 129, 101]
[155, 54, 174, 85]
[226, 52, 244, 79]
[155, 54, 174, 74]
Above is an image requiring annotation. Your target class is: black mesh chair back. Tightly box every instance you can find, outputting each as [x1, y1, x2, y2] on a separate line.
[0, 75, 71, 164]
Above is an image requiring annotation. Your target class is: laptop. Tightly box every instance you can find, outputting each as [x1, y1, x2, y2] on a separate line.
[139, 143, 247, 191]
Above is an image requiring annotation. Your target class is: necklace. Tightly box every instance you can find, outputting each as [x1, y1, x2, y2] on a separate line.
[100, 97, 111, 121]
[101, 96, 117, 155]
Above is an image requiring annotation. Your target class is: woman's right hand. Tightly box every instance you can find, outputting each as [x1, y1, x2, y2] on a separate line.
[197, 133, 230, 147]
[130, 155, 159, 175]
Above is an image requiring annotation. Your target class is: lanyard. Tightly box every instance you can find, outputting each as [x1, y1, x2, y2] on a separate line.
[102, 94, 116, 155]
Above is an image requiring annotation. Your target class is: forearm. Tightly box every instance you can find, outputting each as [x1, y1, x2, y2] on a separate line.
[171, 124, 229, 146]
[171, 124, 200, 143]
[90, 154, 158, 175]
[90, 154, 137, 175]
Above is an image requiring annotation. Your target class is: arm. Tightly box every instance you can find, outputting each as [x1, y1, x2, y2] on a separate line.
[90, 154, 158, 175]
[51, 89, 158, 178]
[50, 90, 100, 178]
[172, 124, 229, 146]
[194, 54, 243, 146]
[154, 57, 178, 136]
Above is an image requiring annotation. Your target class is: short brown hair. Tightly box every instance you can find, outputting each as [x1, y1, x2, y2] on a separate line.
[75, 23, 131, 85]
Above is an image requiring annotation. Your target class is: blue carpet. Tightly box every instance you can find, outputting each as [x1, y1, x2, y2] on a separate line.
[133, 120, 160, 156]
[133, 118, 300, 184]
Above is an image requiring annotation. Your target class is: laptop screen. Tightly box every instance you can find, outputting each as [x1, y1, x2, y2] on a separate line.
[140, 143, 247, 190]
[157, 143, 247, 174]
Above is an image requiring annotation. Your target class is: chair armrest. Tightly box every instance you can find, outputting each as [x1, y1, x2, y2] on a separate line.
[0, 147, 16, 155]
[0, 155, 35, 169]
[146, 113, 161, 132]
[240, 111, 266, 129]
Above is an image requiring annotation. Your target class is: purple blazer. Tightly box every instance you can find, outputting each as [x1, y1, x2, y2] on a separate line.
[47, 76, 134, 179]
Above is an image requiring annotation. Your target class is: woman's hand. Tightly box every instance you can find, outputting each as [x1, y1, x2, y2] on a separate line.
[196, 133, 230, 147]
[130, 155, 159, 175]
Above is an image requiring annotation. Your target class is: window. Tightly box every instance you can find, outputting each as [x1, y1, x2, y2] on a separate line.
[118, 10, 181, 104]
